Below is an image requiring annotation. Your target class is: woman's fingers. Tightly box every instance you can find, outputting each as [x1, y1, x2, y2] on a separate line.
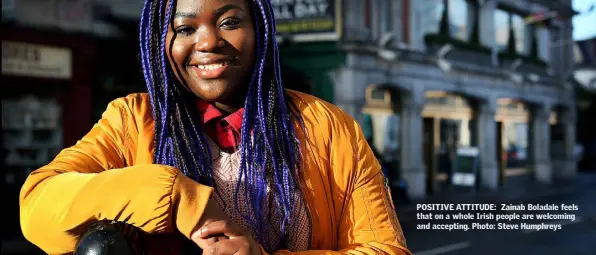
[204, 238, 251, 255]
[199, 220, 245, 238]
[191, 219, 239, 250]
[190, 233, 228, 250]
[193, 220, 260, 255]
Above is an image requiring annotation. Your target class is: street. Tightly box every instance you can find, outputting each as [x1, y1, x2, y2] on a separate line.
[399, 179, 596, 255]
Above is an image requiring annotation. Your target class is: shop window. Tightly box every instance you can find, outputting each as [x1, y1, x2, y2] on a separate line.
[426, 94, 458, 107]
[2, 96, 63, 175]
[384, 115, 400, 161]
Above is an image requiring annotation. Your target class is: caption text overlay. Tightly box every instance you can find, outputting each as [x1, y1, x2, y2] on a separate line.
[415, 203, 579, 232]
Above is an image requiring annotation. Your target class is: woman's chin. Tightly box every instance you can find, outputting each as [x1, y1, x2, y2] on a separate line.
[187, 80, 227, 98]
[184, 75, 245, 105]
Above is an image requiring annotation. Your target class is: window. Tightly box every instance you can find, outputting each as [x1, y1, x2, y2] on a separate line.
[415, 0, 477, 42]
[384, 0, 394, 33]
[415, 0, 444, 37]
[364, 0, 372, 29]
[378, 0, 395, 33]
[511, 14, 526, 54]
[494, 9, 510, 51]
[373, 0, 381, 36]
[384, 115, 400, 158]
[536, 25, 551, 62]
[425, 94, 458, 107]
[449, 0, 471, 41]
[494, 9, 528, 55]
[371, 88, 386, 101]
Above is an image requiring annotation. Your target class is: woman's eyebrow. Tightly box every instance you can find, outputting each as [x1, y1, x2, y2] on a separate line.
[214, 4, 243, 17]
[174, 12, 196, 19]
[174, 4, 242, 19]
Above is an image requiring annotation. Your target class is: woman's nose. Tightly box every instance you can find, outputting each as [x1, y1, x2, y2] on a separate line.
[194, 26, 225, 52]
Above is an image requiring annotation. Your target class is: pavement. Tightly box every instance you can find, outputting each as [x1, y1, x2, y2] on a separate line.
[396, 172, 596, 255]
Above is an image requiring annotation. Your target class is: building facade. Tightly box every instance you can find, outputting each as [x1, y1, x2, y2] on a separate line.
[277, 0, 578, 199]
[1, 0, 579, 202]
[1, 0, 144, 246]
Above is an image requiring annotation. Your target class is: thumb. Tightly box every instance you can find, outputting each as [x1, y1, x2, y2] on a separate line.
[199, 220, 245, 238]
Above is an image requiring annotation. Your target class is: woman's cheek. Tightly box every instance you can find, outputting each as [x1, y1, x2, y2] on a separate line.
[171, 43, 190, 67]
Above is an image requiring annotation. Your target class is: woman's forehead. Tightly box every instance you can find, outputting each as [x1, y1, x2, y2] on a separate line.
[173, 0, 249, 13]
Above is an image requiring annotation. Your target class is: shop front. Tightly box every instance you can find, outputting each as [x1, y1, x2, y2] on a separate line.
[422, 91, 474, 191]
[273, 0, 344, 103]
[2, 24, 96, 240]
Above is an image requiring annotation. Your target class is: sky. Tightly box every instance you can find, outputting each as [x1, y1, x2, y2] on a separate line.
[573, 0, 596, 41]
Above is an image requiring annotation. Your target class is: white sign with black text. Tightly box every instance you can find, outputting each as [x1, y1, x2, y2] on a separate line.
[452, 147, 480, 187]
[2, 41, 73, 80]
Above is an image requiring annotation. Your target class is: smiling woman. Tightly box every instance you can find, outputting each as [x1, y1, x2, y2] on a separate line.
[18, 1, 412, 255]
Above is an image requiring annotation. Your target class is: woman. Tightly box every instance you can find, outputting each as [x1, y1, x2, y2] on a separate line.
[19, 0, 411, 254]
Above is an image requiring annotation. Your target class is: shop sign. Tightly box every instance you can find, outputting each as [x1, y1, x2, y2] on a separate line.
[452, 147, 479, 187]
[272, 0, 342, 42]
[2, 41, 72, 79]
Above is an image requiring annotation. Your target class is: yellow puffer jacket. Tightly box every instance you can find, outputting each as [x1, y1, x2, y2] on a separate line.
[19, 90, 411, 255]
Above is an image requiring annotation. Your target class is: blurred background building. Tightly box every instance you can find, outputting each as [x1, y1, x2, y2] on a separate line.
[572, 0, 596, 170]
[2, 0, 595, 254]
[274, 0, 582, 200]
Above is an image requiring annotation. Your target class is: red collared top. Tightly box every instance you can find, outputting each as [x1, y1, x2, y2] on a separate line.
[196, 99, 244, 153]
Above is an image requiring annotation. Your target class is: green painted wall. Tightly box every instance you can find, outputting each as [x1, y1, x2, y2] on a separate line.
[278, 42, 346, 103]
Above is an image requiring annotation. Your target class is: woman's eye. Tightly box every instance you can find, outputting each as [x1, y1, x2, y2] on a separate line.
[220, 18, 241, 29]
[175, 26, 195, 35]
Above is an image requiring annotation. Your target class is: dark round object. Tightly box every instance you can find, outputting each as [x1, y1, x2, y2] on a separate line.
[75, 221, 134, 255]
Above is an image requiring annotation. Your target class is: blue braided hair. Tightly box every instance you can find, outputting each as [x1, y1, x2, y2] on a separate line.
[139, 0, 303, 251]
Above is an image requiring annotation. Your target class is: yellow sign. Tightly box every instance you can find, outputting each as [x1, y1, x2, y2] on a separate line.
[2, 41, 72, 79]
[272, 0, 342, 41]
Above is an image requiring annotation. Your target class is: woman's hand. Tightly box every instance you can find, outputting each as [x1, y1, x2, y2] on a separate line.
[191, 220, 262, 255]
[188, 199, 230, 248]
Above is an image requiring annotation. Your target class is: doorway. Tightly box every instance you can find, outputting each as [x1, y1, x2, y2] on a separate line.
[497, 121, 505, 187]
[423, 117, 439, 194]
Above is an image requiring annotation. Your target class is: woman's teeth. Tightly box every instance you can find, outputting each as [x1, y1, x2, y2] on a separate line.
[196, 62, 228, 70]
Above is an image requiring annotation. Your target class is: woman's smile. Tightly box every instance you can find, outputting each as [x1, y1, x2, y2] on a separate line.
[188, 54, 239, 79]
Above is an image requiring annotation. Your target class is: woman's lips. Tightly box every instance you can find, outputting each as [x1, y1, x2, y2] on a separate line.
[191, 61, 230, 79]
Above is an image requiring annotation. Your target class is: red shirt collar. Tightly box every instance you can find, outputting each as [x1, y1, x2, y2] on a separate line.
[196, 99, 244, 151]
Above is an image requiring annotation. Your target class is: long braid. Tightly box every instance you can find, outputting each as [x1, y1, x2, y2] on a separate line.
[140, 0, 303, 252]
[235, 0, 301, 250]
[157, 0, 171, 159]
[237, 0, 271, 236]
[148, 0, 169, 163]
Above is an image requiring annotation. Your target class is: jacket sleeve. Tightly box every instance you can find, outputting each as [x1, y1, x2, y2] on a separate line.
[268, 107, 412, 255]
[19, 96, 213, 254]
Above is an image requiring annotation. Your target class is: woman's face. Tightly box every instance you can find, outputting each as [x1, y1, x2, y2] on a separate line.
[166, 0, 255, 105]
